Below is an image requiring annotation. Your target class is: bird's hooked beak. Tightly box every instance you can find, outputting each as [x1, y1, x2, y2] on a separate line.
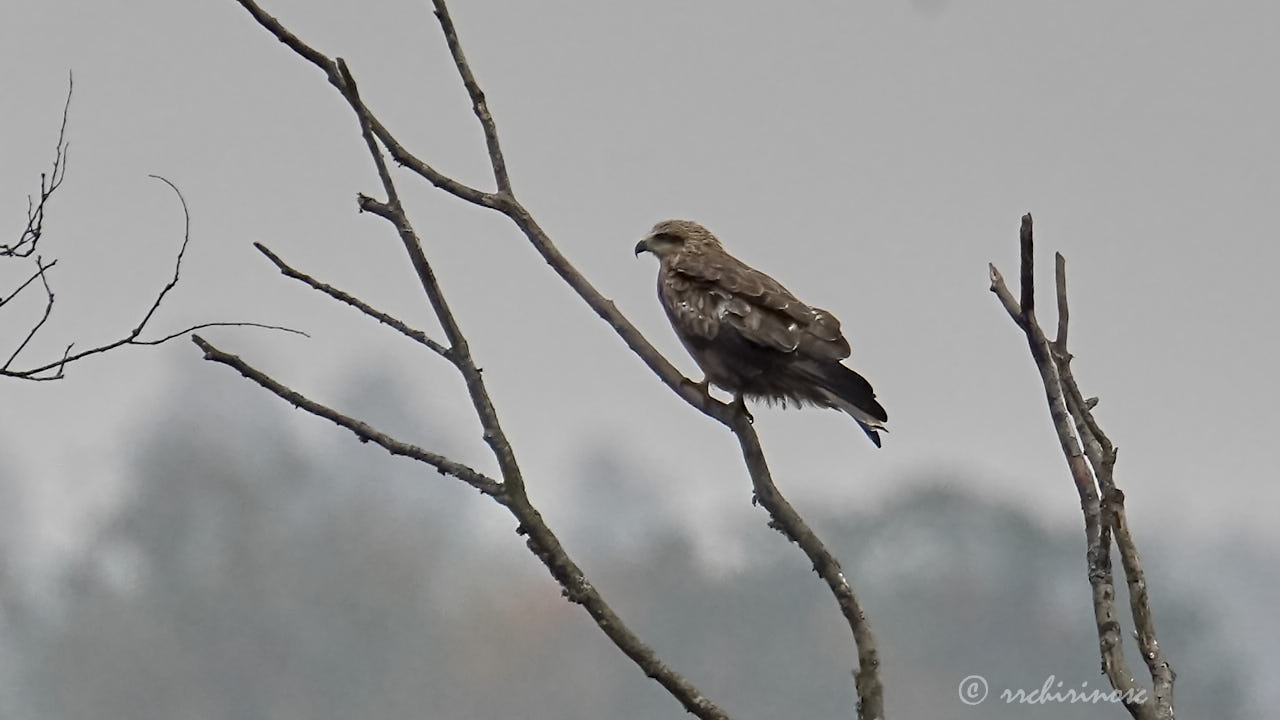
[634, 235, 653, 257]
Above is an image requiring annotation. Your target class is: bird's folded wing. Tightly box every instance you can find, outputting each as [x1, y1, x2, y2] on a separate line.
[669, 253, 851, 359]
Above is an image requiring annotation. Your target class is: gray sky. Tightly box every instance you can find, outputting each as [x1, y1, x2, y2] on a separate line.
[3, 0, 1278, 574]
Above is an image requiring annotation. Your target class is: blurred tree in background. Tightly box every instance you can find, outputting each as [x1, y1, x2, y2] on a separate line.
[0, 366, 1257, 720]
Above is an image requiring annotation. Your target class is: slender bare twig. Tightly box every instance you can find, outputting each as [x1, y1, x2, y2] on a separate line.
[430, 0, 511, 195]
[3, 258, 57, 372]
[3, 175, 305, 380]
[226, 2, 884, 717]
[0, 259, 58, 309]
[254, 242, 449, 357]
[228, 0, 497, 208]
[192, 334, 501, 496]
[990, 213, 1173, 720]
[4, 73, 73, 259]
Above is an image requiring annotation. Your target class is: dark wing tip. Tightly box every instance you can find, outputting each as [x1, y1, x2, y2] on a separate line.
[868, 398, 888, 423]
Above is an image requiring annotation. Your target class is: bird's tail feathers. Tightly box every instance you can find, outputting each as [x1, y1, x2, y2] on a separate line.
[817, 389, 886, 447]
[798, 361, 887, 447]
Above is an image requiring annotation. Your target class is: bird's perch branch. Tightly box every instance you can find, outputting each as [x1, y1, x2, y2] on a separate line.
[989, 213, 1173, 720]
[224, 1, 884, 717]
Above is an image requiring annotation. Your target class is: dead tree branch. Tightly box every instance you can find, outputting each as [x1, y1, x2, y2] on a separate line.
[989, 213, 1174, 720]
[254, 241, 449, 358]
[3, 74, 72, 260]
[220, 1, 884, 717]
[192, 335, 501, 496]
[3, 174, 305, 381]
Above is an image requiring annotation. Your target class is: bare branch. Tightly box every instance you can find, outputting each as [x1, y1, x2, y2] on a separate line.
[192, 334, 502, 496]
[1050, 254, 1172, 715]
[254, 242, 448, 357]
[3, 257, 57, 372]
[1019, 212, 1034, 318]
[4, 73, 72, 259]
[129, 176, 193, 335]
[1107, 491, 1175, 716]
[0, 258, 58, 309]
[732, 417, 884, 718]
[3, 175, 305, 380]
[429, 0, 512, 194]
[990, 213, 1173, 720]
[230, 0, 497, 208]
[1053, 252, 1069, 348]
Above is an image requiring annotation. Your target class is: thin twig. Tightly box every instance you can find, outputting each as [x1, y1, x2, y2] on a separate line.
[0, 259, 58, 308]
[254, 242, 449, 357]
[1019, 213, 1034, 318]
[129, 176, 193, 335]
[229, 0, 496, 207]
[3, 176, 305, 380]
[430, 0, 512, 194]
[3, 258, 57, 372]
[192, 334, 502, 496]
[4, 73, 72, 258]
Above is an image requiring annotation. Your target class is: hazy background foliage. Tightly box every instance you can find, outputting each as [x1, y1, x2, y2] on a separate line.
[0, 364, 1268, 719]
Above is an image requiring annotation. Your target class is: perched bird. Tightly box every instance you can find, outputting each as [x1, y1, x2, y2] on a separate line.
[635, 219, 887, 446]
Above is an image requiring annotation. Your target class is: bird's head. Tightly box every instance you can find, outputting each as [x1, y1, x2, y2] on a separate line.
[635, 219, 721, 260]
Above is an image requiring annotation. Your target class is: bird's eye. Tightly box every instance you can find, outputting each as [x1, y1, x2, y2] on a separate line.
[652, 232, 682, 244]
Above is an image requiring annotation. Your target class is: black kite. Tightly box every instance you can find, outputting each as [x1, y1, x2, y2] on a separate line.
[636, 219, 887, 446]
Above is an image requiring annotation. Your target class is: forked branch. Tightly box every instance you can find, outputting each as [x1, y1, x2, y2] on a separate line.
[3, 175, 303, 381]
[989, 214, 1174, 720]
[3, 73, 72, 260]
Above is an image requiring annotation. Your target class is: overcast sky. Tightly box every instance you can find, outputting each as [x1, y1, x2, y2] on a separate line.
[3, 0, 1278, 575]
